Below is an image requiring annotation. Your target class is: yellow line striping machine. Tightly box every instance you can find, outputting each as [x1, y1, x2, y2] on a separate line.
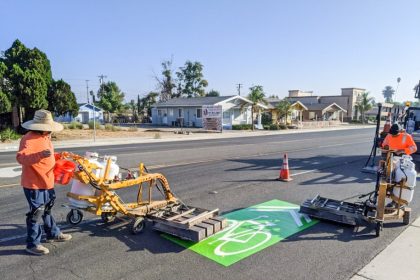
[55, 151, 227, 242]
[300, 150, 415, 237]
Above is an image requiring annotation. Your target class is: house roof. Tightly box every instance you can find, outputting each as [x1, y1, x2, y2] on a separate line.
[265, 99, 308, 110]
[79, 103, 103, 112]
[155, 95, 269, 109]
[306, 102, 347, 113]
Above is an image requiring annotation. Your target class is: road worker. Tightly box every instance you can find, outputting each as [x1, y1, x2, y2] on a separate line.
[16, 110, 72, 256]
[382, 123, 417, 155]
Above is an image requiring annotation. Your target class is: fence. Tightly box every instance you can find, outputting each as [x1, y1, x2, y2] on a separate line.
[297, 120, 342, 129]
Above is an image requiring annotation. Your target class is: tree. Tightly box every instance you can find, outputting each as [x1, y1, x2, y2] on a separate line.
[96, 81, 125, 116]
[47, 79, 78, 117]
[0, 61, 11, 114]
[176, 61, 208, 97]
[1, 39, 52, 123]
[206, 89, 220, 97]
[276, 98, 292, 124]
[140, 91, 159, 118]
[382, 86, 395, 103]
[155, 59, 176, 101]
[247, 85, 267, 131]
[268, 94, 279, 99]
[355, 92, 373, 124]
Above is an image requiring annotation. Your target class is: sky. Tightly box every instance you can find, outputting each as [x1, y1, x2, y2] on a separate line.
[1, 0, 419, 103]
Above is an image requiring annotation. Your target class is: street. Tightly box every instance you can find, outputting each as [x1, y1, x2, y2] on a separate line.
[0, 128, 417, 280]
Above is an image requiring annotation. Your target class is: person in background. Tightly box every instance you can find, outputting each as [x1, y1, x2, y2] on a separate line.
[16, 110, 72, 256]
[406, 113, 415, 135]
[382, 123, 417, 155]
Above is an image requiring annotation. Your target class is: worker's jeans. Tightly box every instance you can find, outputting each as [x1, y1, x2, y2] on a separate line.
[23, 188, 61, 248]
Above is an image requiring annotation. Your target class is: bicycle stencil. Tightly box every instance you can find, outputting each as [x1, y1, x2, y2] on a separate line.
[165, 199, 318, 266]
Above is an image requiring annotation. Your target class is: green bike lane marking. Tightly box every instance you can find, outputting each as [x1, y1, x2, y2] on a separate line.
[165, 199, 318, 266]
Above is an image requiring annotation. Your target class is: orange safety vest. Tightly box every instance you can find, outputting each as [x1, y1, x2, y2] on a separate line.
[382, 132, 417, 155]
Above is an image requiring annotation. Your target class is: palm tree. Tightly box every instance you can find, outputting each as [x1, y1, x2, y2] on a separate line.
[382, 86, 395, 103]
[355, 92, 373, 124]
[247, 85, 267, 130]
[276, 98, 292, 124]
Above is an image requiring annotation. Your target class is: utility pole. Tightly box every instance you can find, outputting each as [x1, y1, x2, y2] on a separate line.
[236, 83, 243, 96]
[85, 80, 90, 104]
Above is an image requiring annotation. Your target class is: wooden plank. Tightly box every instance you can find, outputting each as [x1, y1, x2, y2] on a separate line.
[152, 222, 206, 242]
[210, 216, 228, 229]
[202, 219, 221, 233]
[166, 208, 196, 221]
[196, 222, 214, 237]
[180, 209, 218, 226]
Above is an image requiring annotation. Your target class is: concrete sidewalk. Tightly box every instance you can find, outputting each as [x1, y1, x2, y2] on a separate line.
[351, 217, 420, 280]
[0, 125, 372, 152]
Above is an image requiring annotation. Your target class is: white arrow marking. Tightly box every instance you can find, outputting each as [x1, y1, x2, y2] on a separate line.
[0, 166, 22, 178]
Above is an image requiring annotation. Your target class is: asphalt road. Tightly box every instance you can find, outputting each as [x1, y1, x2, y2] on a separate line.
[0, 128, 417, 280]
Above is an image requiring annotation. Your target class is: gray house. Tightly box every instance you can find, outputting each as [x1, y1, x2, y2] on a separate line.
[152, 95, 267, 129]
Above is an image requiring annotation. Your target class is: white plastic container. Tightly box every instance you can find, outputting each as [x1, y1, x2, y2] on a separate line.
[393, 155, 416, 204]
[99, 156, 119, 180]
[69, 152, 102, 208]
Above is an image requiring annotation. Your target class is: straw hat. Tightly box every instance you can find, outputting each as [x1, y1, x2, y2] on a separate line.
[22, 109, 64, 132]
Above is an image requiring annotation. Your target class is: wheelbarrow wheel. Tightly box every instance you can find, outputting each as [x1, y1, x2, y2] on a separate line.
[131, 217, 145, 235]
[403, 210, 410, 225]
[101, 212, 116, 223]
[375, 222, 383, 237]
[67, 209, 83, 225]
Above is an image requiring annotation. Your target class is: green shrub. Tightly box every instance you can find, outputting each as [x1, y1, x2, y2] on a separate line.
[104, 123, 121, 131]
[68, 121, 83, 129]
[232, 124, 253, 130]
[279, 124, 287, 129]
[262, 114, 272, 125]
[88, 121, 100, 129]
[128, 126, 138, 132]
[0, 128, 21, 142]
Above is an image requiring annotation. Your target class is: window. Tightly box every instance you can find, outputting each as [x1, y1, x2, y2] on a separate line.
[196, 108, 202, 119]
[178, 108, 183, 117]
[168, 109, 174, 116]
[309, 112, 315, 120]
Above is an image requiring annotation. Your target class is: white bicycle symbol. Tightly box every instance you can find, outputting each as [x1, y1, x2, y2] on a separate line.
[209, 215, 274, 256]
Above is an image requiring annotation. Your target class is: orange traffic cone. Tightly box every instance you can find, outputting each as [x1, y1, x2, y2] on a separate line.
[277, 153, 293, 181]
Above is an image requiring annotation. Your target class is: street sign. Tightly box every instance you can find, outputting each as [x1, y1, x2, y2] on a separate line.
[165, 199, 318, 266]
[202, 105, 222, 131]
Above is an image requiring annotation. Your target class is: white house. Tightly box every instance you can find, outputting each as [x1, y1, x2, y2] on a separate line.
[54, 103, 104, 124]
[152, 95, 268, 129]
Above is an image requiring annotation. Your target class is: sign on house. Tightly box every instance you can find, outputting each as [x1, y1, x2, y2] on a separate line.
[202, 105, 222, 131]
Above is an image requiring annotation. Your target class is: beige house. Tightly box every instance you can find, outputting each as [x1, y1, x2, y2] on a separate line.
[265, 99, 308, 124]
[287, 88, 365, 121]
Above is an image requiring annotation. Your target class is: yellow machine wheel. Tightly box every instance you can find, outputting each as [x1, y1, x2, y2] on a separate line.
[67, 209, 83, 225]
[101, 212, 116, 223]
[375, 222, 383, 237]
[131, 217, 145, 235]
[403, 211, 411, 225]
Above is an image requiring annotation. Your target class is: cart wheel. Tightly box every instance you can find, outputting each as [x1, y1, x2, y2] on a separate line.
[66, 209, 83, 225]
[131, 217, 145, 235]
[101, 212, 116, 223]
[375, 222, 383, 237]
[403, 211, 411, 225]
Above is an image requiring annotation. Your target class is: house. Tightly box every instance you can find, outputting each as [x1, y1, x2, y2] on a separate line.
[54, 103, 104, 124]
[286, 88, 363, 121]
[265, 99, 308, 123]
[152, 95, 268, 129]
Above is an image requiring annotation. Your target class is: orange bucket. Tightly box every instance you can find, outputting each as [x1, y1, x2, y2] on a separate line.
[54, 159, 76, 185]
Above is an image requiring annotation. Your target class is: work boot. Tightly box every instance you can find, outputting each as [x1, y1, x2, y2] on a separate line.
[26, 245, 50, 255]
[46, 233, 72, 243]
